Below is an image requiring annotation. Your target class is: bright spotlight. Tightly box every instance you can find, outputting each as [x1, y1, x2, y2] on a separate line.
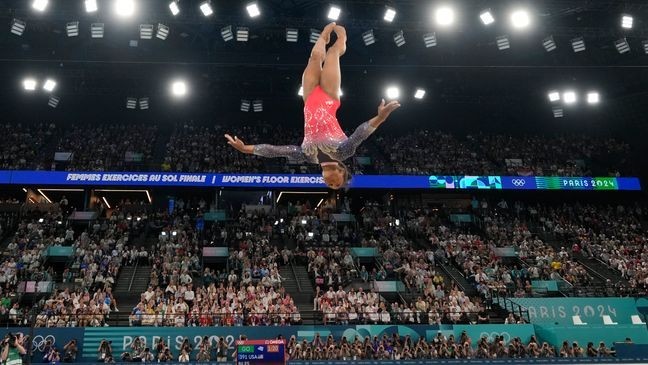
[414, 89, 426, 99]
[32, 0, 48, 12]
[384, 7, 397, 22]
[587, 92, 600, 104]
[85, 0, 98, 12]
[171, 81, 187, 97]
[480, 9, 495, 25]
[43, 79, 56, 92]
[200, 1, 213, 16]
[114, 0, 135, 17]
[23, 78, 37, 91]
[548, 90, 560, 102]
[621, 15, 633, 29]
[435, 6, 455, 27]
[328, 5, 341, 20]
[169, 1, 180, 16]
[563, 91, 577, 105]
[247, 3, 261, 18]
[386, 86, 400, 100]
[298, 86, 304, 97]
[511, 10, 530, 29]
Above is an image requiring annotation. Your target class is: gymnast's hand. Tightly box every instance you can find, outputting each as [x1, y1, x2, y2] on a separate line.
[371, 99, 402, 128]
[224, 134, 253, 154]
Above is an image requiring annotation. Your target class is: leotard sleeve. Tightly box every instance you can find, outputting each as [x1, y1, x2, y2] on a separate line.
[336, 122, 377, 161]
[253, 144, 307, 162]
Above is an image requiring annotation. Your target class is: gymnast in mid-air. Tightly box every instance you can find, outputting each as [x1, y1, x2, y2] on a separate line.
[225, 23, 401, 189]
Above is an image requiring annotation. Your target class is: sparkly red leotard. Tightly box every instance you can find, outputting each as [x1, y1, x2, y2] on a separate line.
[253, 86, 376, 163]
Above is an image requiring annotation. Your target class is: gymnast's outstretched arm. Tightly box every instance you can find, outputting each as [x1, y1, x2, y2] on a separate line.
[337, 99, 401, 160]
[224, 134, 306, 161]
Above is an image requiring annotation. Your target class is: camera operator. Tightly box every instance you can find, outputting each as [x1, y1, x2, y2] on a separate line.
[141, 347, 154, 363]
[1, 333, 27, 365]
[97, 339, 112, 362]
[63, 339, 78, 363]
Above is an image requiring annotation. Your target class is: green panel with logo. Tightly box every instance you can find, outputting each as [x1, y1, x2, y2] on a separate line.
[508, 297, 640, 324]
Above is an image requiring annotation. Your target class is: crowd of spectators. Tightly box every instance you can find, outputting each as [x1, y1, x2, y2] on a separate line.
[0, 122, 636, 176]
[0, 123, 55, 170]
[55, 124, 157, 171]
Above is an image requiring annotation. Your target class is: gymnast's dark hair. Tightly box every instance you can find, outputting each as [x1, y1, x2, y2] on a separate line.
[337, 160, 353, 191]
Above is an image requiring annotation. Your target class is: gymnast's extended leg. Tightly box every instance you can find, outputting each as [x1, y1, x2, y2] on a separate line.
[320, 25, 347, 101]
[302, 22, 336, 102]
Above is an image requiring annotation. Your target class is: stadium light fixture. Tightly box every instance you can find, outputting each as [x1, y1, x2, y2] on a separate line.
[286, 28, 298, 42]
[246, 3, 261, 18]
[327, 5, 341, 21]
[11, 19, 26, 36]
[48, 96, 60, 108]
[496, 35, 510, 50]
[423, 32, 437, 47]
[126, 97, 137, 109]
[414, 89, 426, 99]
[621, 15, 633, 29]
[384, 7, 397, 22]
[253, 100, 263, 112]
[139, 97, 149, 110]
[393, 30, 405, 47]
[32, 0, 48, 12]
[587, 92, 600, 104]
[66, 21, 79, 37]
[43, 79, 57, 92]
[91, 23, 104, 38]
[309, 28, 321, 43]
[140, 24, 154, 39]
[23, 78, 37, 91]
[480, 9, 494, 25]
[615, 38, 630, 54]
[362, 30, 375, 46]
[240, 99, 251, 112]
[85, 0, 98, 13]
[221, 25, 233, 41]
[511, 9, 530, 29]
[435, 6, 455, 27]
[171, 80, 187, 97]
[571, 37, 585, 52]
[563, 91, 577, 104]
[643, 40, 648, 54]
[236, 27, 249, 42]
[542, 36, 556, 52]
[169, 1, 180, 16]
[386, 86, 400, 100]
[552, 107, 564, 118]
[200, 1, 213, 17]
[156, 23, 169, 40]
[115, 0, 135, 17]
[548, 90, 560, 102]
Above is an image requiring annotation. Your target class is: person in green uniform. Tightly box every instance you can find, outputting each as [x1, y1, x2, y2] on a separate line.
[1, 333, 26, 365]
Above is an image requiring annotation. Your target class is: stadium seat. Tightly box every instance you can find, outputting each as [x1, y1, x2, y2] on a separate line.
[631, 315, 646, 325]
[602, 315, 618, 325]
[572, 315, 587, 325]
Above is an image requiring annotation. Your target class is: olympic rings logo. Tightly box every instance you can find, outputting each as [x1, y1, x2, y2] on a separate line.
[479, 332, 511, 343]
[32, 335, 56, 352]
[511, 179, 526, 187]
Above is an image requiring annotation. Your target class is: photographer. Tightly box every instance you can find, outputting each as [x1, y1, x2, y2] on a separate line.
[97, 340, 112, 362]
[141, 348, 154, 363]
[1, 333, 27, 365]
[63, 340, 78, 363]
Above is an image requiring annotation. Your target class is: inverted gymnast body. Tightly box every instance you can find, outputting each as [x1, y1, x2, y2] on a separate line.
[225, 23, 401, 189]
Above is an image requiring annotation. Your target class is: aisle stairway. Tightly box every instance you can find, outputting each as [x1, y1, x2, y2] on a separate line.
[113, 265, 151, 312]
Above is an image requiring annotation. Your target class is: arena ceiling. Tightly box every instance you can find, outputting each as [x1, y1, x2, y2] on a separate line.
[0, 0, 647, 138]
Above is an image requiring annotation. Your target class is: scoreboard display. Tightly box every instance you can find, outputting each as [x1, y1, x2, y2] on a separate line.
[236, 339, 286, 365]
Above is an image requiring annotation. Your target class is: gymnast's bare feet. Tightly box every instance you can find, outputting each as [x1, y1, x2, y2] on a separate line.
[311, 22, 336, 61]
[330, 25, 347, 56]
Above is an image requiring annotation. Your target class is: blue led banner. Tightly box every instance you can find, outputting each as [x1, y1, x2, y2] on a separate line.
[0, 171, 640, 190]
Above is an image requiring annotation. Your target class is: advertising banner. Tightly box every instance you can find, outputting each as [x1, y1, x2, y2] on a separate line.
[508, 297, 641, 325]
